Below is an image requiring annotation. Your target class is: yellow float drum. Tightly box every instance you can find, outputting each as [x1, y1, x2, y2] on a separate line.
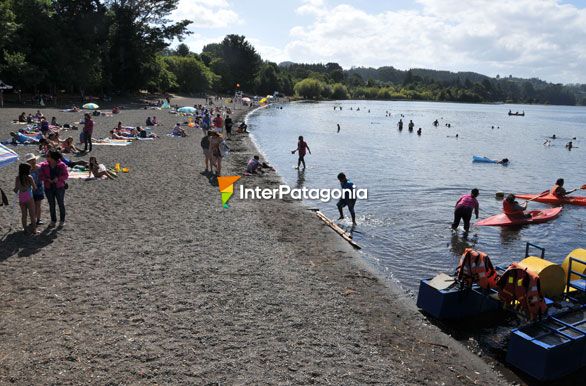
[561, 248, 586, 282]
[517, 256, 566, 298]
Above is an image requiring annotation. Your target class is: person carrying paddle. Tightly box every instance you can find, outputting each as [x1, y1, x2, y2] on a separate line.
[503, 194, 530, 218]
[451, 188, 479, 234]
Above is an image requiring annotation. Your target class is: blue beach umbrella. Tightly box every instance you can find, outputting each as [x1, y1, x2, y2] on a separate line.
[177, 106, 196, 114]
[82, 103, 99, 110]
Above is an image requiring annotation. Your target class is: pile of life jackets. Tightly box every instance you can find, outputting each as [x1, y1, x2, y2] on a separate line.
[497, 263, 547, 320]
[455, 249, 547, 320]
[455, 248, 498, 290]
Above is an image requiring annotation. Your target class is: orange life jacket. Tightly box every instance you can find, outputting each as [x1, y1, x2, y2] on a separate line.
[455, 248, 498, 289]
[497, 263, 547, 320]
[503, 200, 524, 216]
[550, 184, 562, 197]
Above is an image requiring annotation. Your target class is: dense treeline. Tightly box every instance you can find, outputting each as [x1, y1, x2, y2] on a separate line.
[1, 0, 585, 106]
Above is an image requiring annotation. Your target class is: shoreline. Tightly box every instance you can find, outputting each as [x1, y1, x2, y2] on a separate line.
[0, 100, 507, 384]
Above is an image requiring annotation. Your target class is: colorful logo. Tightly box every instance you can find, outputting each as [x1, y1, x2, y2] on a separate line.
[217, 176, 241, 208]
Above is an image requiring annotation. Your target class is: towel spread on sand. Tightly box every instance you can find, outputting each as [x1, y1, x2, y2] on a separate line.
[93, 139, 133, 146]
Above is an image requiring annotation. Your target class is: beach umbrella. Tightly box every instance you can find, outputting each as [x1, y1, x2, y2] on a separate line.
[177, 106, 196, 113]
[242, 97, 251, 103]
[83, 103, 99, 110]
[0, 143, 18, 168]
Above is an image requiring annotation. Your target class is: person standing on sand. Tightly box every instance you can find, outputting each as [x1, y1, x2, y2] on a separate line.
[201, 131, 213, 174]
[451, 188, 479, 234]
[209, 131, 224, 176]
[224, 115, 233, 139]
[25, 153, 45, 226]
[292, 136, 311, 169]
[39, 149, 69, 227]
[213, 114, 223, 133]
[337, 172, 357, 225]
[14, 163, 38, 235]
[82, 113, 94, 152]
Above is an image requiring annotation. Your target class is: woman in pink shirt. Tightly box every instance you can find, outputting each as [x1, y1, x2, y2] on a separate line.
[451, 188, 479, 234]
[39, 149, 69, 227]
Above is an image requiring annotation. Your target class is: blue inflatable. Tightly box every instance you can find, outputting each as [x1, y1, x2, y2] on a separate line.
[472, 155, 498, 163]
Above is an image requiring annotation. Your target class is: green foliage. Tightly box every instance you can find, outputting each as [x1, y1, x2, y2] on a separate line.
[203, 34, 262, 91]
[163, 55, 218, 93]
[294, 78, 324, 99]
[331, 83, 349, 99]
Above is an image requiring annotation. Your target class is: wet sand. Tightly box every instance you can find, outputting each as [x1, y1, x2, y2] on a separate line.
[0, 98, 506, 384]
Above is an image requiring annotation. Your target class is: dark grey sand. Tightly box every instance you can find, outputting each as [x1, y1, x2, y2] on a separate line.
[0, 98, 506, 384]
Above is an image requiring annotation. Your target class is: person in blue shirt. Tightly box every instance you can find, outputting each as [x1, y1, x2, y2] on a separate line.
[337, 172, 357, 225]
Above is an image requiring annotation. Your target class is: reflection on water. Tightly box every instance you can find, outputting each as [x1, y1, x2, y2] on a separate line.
[248, 100, 586, 290]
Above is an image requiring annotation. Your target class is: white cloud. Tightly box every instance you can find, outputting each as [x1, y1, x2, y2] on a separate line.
[279, 0, 586, 83]
[172, 0, 241, 29]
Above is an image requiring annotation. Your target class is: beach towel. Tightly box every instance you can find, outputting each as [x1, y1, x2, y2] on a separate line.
[0, 143, 18, 168]
[93, 139, 132, 146]
[67, 169, 90, 179]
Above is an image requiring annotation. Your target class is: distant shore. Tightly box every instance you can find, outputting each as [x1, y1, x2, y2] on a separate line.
[0, 99, 507, 384]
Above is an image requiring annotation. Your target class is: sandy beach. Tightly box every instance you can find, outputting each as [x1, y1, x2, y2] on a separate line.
[0, 98, 506, 384]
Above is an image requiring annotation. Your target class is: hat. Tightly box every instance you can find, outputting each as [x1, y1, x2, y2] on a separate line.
[24, 153, 39, 162]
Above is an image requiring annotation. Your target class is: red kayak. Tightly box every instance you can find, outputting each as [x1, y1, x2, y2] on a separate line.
[515, 193, 586, 206]
[476, 207, 563, 227]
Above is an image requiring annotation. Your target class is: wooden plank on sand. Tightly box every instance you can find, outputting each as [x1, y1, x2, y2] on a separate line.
[315, 211, 361, 250]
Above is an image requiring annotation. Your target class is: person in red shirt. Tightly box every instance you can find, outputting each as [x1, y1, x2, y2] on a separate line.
[82, 113, 94, 152]
[291, 136, 311, 169]
[212, 114, 223, 132]
[451, 188, 479, 234]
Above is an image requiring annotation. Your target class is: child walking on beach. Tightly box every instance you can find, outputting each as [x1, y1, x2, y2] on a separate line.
[14, 163, 38, 234]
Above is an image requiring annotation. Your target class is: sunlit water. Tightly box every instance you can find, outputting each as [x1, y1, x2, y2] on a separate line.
[247, 101, 585, 291]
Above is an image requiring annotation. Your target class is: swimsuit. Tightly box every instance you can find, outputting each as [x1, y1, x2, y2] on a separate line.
[18, 186, 33, 204]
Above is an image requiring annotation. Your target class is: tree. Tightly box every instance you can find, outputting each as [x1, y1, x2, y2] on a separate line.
[176, 43, 190, 57]
[294, 78, 324, 99]
[202, 35, 262, 91]
[104, 0, 191, 92]
[163, 55, 218, 93]
[331, 83, 349, 99]
[255, 62, 281, 95]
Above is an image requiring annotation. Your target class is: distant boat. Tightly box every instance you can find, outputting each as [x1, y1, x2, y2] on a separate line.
[508, 110, 525, 116]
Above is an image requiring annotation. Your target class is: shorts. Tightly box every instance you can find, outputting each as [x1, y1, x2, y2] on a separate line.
[202, 148, 211, 158]
[33, 192, 45, 201]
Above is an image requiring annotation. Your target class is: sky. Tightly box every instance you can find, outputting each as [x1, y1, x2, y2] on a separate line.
[171, 0, 586, 84]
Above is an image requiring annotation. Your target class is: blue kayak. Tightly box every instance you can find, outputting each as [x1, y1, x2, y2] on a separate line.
[472, 155, 498, 163]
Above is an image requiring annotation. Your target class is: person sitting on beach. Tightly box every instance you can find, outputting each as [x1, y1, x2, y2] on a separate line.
[172, 123, 187, 137]
[50, 117, 58, 126]
[503, 194, 530, 218]
[146, 116, 154, 126]
[550, 178, 576, 198]
[18, 112, 26, 122]
[40, 117, 50, 136]
[35, 110, 43, 120]
[47, 132, 61, 149]
[112, 106, 120, 114]
[246, 155, 263, 174]
[26, 114, 34, 124]
[72, 105, 80, 112]
[336, 172, 357, 225]
[136, 126, 157, 139]
[88, 157, 116, 180]
[61, 137, 81, 154]
[237, 122, 248, 133]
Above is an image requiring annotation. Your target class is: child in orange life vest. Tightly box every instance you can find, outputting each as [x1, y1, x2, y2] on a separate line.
[503, 194, 530, 218]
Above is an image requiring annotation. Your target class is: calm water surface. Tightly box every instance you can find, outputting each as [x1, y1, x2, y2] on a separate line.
[247, 101, 585, 291]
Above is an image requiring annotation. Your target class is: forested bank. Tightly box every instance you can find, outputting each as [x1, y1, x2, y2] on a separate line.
[1, 0, 585, 106]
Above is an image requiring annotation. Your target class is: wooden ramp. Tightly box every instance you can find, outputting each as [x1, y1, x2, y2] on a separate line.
[314, 210, 361, 250]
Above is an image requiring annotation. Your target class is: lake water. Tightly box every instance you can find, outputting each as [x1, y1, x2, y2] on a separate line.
[247, 100, 585, 291]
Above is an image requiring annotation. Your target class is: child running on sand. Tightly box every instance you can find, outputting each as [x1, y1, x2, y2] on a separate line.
[14, 163, 38, 234]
